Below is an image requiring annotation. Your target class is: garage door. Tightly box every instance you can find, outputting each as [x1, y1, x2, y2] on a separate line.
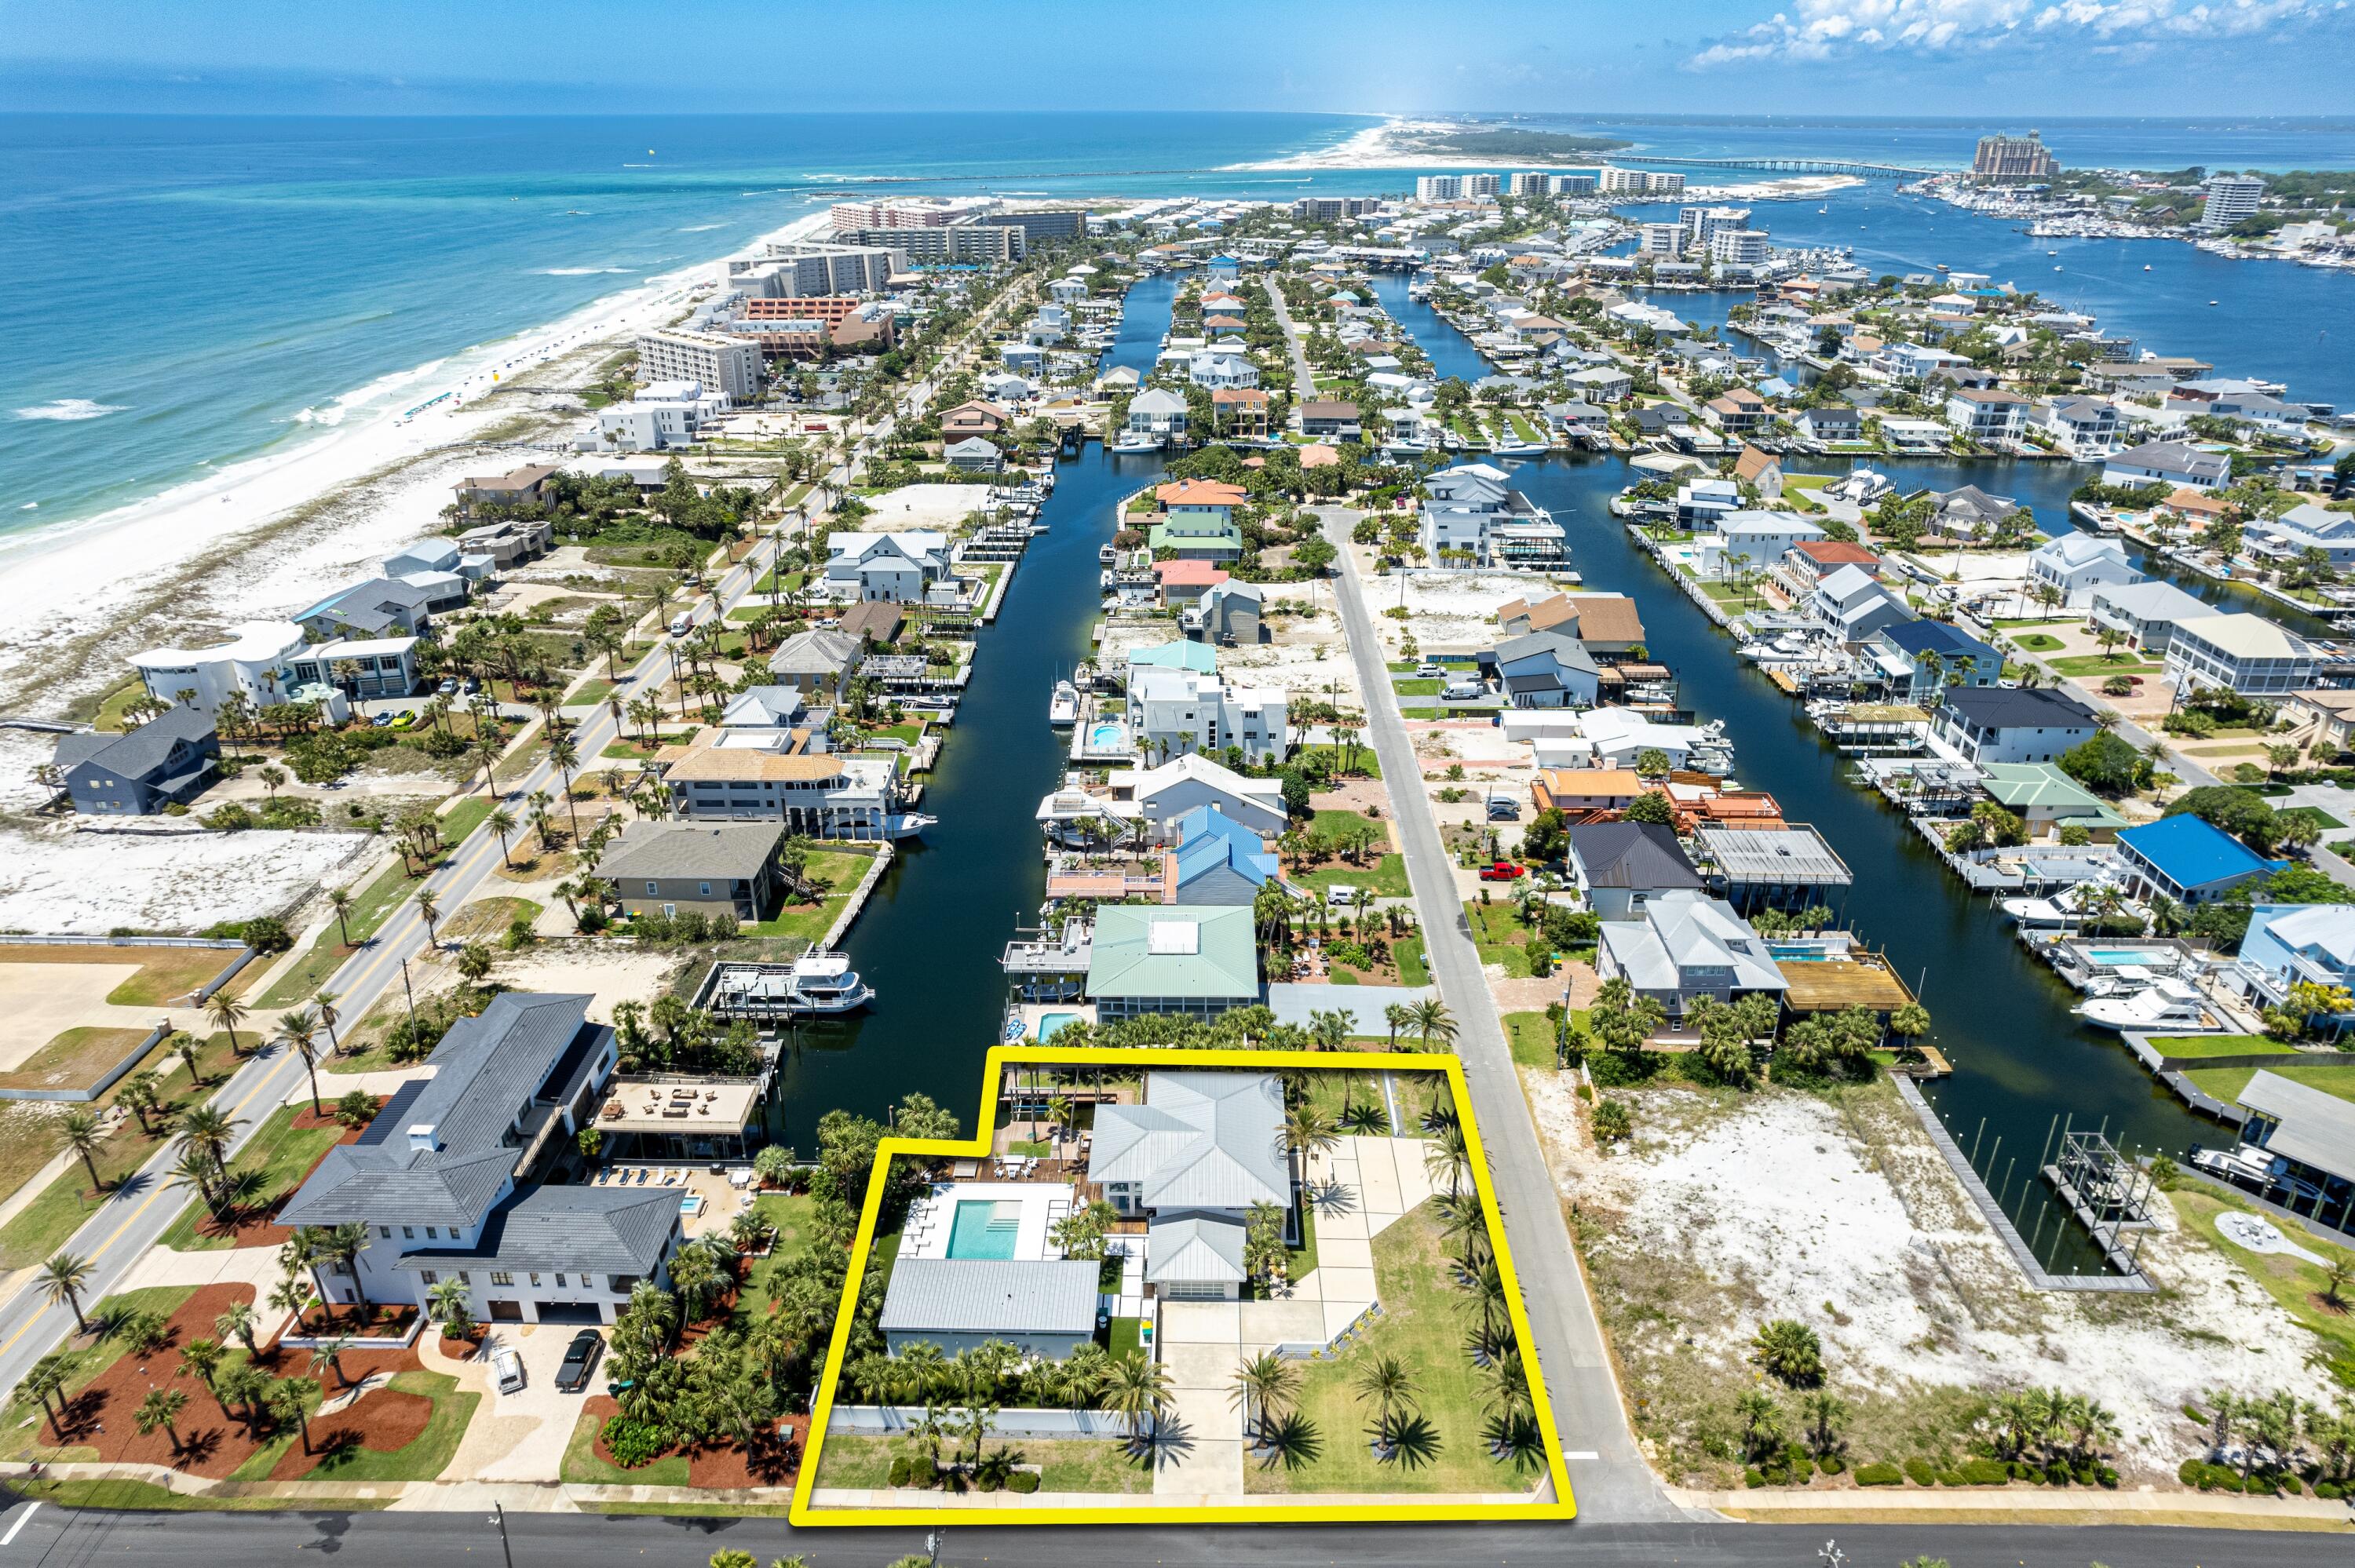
[1163, 1282, 1226, 1301]
[535, 1301, 604, 1325]
[487, 1300, 524, 1322]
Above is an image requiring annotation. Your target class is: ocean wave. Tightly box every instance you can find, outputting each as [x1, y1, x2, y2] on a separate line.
[678, 222, 725, 232]
[536, 265, 632, 275]
[14, 399, 128, 422]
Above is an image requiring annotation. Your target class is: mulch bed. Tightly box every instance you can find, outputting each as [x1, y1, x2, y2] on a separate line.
[294, 1301, 418, 1336]
[585, 1392, 805, 1486]
[266, 1385, 434, 1479]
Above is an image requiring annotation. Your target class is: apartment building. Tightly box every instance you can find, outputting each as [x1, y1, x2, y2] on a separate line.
[1415, 174, 1465, 202]
[634, 330, 762, 401]
[839, 224, 1024, 264]
[734, 241, 905, 296]
[1972, 131, 2057, 184]
[2199, 175, 2266, 232]
[1707, 228, 1772, 267]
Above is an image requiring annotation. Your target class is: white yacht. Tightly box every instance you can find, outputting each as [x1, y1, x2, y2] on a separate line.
[2076, 977, 2212, 1033]
[1111, 429, 1159, 453]
[786, 952, 874, 1015]
[1099, 542, 1118, 565]
[1824, 467, 1893, 505]
[1999, 883, 2116, 928]
[1048, 678, 1080, 727]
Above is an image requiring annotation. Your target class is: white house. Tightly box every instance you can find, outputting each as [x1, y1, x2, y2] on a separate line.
[1103, 753, 1286, 841]
[1932, 687, 2099, 766]
[2247, 503, 2355, 570]
[130, 621, 309, 718]
[1187, 352, 1258, 390]
[1699, 511, 1826, 578]
[1811, 564, 1914, 641]
[593, 381, 728, 452]
[2165, 612, 2320, 696]
[1418, 462, 1566, 569]
[2105, 439, 2231, 492]
[1127, 387, 1189, 439]
[2042, 396, 2121, 459]
[2086, 579, 2222, 654]
[1944, 387, 2028, 443]
[823, 531, 951, 603]
[1129, 667, 1291, 765]
[2027, 532, 2139, 607]
[1087, 1070, 1293, 1300]
[1595, 890, 1788, 1022]
[1566, 366, 1632, 402]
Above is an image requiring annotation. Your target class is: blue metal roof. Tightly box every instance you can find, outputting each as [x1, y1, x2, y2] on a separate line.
[2119, 813, 2280, 890]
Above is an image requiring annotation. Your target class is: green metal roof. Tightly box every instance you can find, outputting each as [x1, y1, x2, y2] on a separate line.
[1127, 640, 1218, 674]
[1086, 904, 1260, 1001]
[1978, 763, 2127, 826]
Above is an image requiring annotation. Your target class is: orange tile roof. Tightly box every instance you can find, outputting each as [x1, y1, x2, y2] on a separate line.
[1156, 480, 1247, 508]
[1152, 559, 1231, 585]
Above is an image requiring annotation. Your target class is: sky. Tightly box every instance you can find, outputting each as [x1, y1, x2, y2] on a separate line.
[5, 0, 2354, 116]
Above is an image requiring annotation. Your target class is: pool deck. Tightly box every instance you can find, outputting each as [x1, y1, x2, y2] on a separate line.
[900, 1179, 1075, 1262]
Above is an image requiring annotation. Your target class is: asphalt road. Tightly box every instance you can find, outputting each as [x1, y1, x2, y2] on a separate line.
[4, 1493, 2348, 1568]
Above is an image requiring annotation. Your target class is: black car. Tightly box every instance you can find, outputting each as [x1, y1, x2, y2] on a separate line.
[554, 1329, 604, 1393]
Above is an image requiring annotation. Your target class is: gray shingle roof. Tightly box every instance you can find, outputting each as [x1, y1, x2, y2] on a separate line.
[1087, 1071, 1287, 1212]
[878, 1259, 1100, 1337]
[53, 705, 214, 783]
[279, 993, 600, 1231]
[392, 1184, 678, 1275]
[597, 821, 782, 884]
[768, 628, 860, 679]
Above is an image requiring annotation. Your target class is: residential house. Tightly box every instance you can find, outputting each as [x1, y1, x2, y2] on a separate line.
[1811, 563, 1914, 641]
[1567, 822, 1703, 921]
[1567, 366, 1633, 403]
[51, 706, 219, 815]
[1530, 768, 1647, 814]
[595, 821, 790, 922]
[283, 637, 422, 702]
[1922, 486, 2021, 542]
[1211, 388, 1270, 439]
[1087, 1070, 1291, 1296]
[1186, 578, 1265, 645]
[944, 437, 1003, 473]
[294, 577, 437, 640]
[1732, 445, 1784, 499]
[940, 401, 1011, 442]
[2247, 504, 2355, 571]
[1874, 343, 1970, 384]
[1550, 400, 1611, 441]
[1129, 667, 1290, 765]
[822, 531, 951, 603]
[661, 731, 904, 838]
[1944, 386, 2028, 443]
[1153, 559, 1230, 607]
[2115, 814, 2283, 906]
[129, 621, 309, 719]
[1701, 389, 1767, 436]
[1595, 889, 1789, 1023]
[2223, 1070, 2355, 1222]
[765, 628, 863, 700]
[879, 1260, 1099, 1360]
[2086, 580, 2221, 654]
[2105, 439, 2230, 492]
[2042, 396, 2122, 459]
[1870, 619, 2003, 702]
[452, 465, 559, 520]
[2028, 531, 2139, 607]
[2228, 905, 2355, 1023]
[1699, 511, 1826, 578]
[1976, 764, 2127, 841]
[1496, 592, 1582, 638]
[1127, 388, 1189, 441]
[1694, 825, 1854, 916]
[1150, 481, 1247, 562]
[1103, 753, 1286, 841]
[1187, 352, 1258, 390]
[1167, 806, 1280, 906]
[719, 686, 808, 732]
[1418, 463, 1566, 569]
[2165, 612, 2319, 696]
[1299, 400, 1362, 439]
[455, 519, 553, 568]
[1795, 404, 1864, 445]
[276, 993, 662, 1326]
[1933, 686, 2099, 765]
[1479, 630, 1601, 709]
[1085, 907, 1261, 1023]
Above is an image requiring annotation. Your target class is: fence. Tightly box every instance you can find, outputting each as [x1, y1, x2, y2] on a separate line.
[828, 1405, 1126, 1439]
[0, 1019, 174, 1104]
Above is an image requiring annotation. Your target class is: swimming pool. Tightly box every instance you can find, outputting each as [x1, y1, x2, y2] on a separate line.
[1090, 722, 1125, 748]
[947, 1198, 1023, 1260]
[2086, 950, 2161, 966]
[1038, 1011, 1079, 1040]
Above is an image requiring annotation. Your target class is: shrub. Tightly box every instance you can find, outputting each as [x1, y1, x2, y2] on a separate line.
[602, 1417, 668, 1469]
[1758, 1464, 1790, 1486]
[2318, 1479, 2344, 1500]
[2280, 1473, 2302, 1495]
[1006, 1469, 1039, 1493]
[1854, 1463, 1904, 1487]
[1937, 1469, 1969, 1487]
[2098, 1465, 2119, 1489]
[1902, 1457, 1937, 1487]
[1817, 1454, 1844, 1475]
[1744, 1467, 1766, 1488]
[1958, 1457, 2010, 1486]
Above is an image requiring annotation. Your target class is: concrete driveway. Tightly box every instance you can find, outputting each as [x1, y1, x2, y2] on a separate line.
[431, 1319, 604, 1484]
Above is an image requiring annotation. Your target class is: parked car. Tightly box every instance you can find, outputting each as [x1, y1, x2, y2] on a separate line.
[1415, 663, 1446, 680]
[436, 677, 459, 697]
[1477, 861, 1527, 882]
[461, 676, 480, 695]
[1485, 796, 1521, 821]
[369, 713, 394, 728]
[491, 1347, 526, 1395]
[555, 1329, 604, 1393]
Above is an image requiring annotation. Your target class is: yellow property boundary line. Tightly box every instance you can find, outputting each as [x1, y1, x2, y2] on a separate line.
[791, 1045, 1577, 1526]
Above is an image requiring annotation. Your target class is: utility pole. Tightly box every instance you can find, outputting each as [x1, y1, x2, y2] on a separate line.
[488, 1503, 514, 1568]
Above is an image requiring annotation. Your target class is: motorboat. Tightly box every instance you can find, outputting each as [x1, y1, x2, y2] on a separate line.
[2076, 976, 2212, 1032]
[1099, 542, 1118, 564]
[1824, 466, 1893, 505]
[1048, 678, 1080, 727]
[785, 951, 874, 1014]
[882, 811, 937, 841]
[1999, 882, 2117, 928]
[1110, 430, 1159, 453]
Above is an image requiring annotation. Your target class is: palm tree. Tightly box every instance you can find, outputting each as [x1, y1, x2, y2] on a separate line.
[1800, 1389, 1847, 1458]
[326, 887, 356, 946]
[267, 1377, 322, 1454]
[1747, 1318, 1824, 1386]
[1734, 1388, 1785, 1461]
[1382, 1001, 1411, 1050]
[38, 1252, 93, 1333]
[488, 808, 518, 868]
[323, 1222, 372, 1319]
[309, 1335, 354, 1390]
[279, 1006, 323, 1114]
[179, 1103, 239, 1179]
[20, 1354, 72, 1439]
[56, 1108, 106, 1195]
[1409, 997, 1456, 1050]
[547, 731, 583, 841]
[315, 990, 342, 1055]
[215, 1300, 261, 1357]
[135, 1387, 189, 1454]
[178, 1336, 230, 1415]
[1101, 1351, 1175, 1441]
[205, 990, 250, 1056]
[1352, 1351, 1418, 1422]
[416, 888, 442, 949]
[1283, 1103, 1341, 1169]
[1229, 1351, 1301, 1442]
[173, 1030, 205, 1085]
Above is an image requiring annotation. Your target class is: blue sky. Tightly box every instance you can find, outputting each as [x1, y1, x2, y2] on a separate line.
[7, 0, 2353, 115]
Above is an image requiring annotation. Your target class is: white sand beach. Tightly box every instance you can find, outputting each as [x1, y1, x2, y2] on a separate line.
[0, 208, 834, 718]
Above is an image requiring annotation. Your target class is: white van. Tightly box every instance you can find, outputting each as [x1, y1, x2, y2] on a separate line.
[1442, 679, 1486, 702]
[668, 611, 695, 637]
[491, 1347, 526, 1395]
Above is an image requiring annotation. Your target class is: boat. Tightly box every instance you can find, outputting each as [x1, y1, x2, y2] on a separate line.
[783, 951, 874, 1014]
[882, 811, 937, 841]
[1110, 430, 1159, 453]
[1099, 542, 1117, 564]
[2076, 976, 2212, 1032]
[2143, 264, 2152, 272]
[1999, 882, 2116, 928]
[1049, 677, 1080, 727]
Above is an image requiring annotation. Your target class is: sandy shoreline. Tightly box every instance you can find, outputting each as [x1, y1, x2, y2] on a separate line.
[0, 207, 833, 718]
[1226, 117, 1864, 202]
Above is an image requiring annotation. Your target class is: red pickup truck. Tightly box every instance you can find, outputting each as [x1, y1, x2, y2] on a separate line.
[1477, 861, 1526, 882]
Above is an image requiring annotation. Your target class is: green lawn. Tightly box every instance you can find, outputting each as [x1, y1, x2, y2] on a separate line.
[567, 678, 621, 707]
[2148, 1034, 2300, 1061]
[1394, 933, 1430, 987]
[0, 1026, 155, 1095]
[2048, 654, 2163, 678]
[812, 1432, 1152, 1494]
[2279, 805, 2348, 832]
[1502, 1011, 1563, 1068]
[561, 1409, 692, 1486]
[1, 1477, 390, 1513]
[2011, 633, 2065, 652]
[1465, 900, 1536, 979]
[93, 946, 247, 1008]
[1295, 854, 1410, 899]
[731, 1191, 818, 1323]
[2181, 1059, 2355, 1109]
[1294, 743, 1380, 781]
[1243, 1198, 1535, 1495]
[2171, 1186, 2355, 1384]
[1393, 678, 1442, 696]
[1108, 1316, 1143, 1359]
[158, 1103, 346, 1252]
[230, 1370, 476, 1482]
[739, 848, 874, 941]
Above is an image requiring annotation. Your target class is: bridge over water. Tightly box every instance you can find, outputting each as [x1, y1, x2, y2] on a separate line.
[1634, 155, 1948, 180]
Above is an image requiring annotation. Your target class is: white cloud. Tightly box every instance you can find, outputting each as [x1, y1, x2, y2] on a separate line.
[1686, 0, 2335, 67]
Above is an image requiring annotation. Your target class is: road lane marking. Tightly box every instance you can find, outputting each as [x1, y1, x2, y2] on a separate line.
[1564, 1450, 1601, 1460]
[1, 1501, 39, 1544]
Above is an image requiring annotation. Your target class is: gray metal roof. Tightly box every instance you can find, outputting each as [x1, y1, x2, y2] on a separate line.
[768, 628, 860, 678]
[1146, 1213, 1247, 1285]
[1695, 824, 1854, 889]
[597, 821, 783, 884]
[392, 1185, 678, 1275]
[54, 704, 214, 784]
[1569, 822, 1702, 892]
[280, 993, 600, 1231]
[878, 1259, 1100, 1337]
[2240, 1070, 2355, 1180]
[1087, 1070, 1287, 1212]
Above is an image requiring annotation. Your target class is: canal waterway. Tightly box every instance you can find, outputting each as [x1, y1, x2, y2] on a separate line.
[764, 274, 1179, 1148]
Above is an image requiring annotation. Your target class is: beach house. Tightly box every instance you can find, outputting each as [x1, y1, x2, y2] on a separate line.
[2086, 580, 2221, 654]
[2115, 815, 2283, 906]
[1085, 906, 1261, 1022]
[2028, 533, 2139, 607]
[1128, 666, 1291, 765]
[2164, 612, 2318, 696]
[595, 821, 792, 923]
[2105, 439, 2231, 492]
[1595, 889, 1789, 1023]
[2227, 905, 2355, 1029]
[129, 621, 309, 719]
[51, 706, 220, 815]
[1567, 822, 1703, 921]
[1931, 687, 2099, 766]
[1086, 1070, 1292, 1300]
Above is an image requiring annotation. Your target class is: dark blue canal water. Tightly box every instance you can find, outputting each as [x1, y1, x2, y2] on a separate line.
[765, 275, 1178, 1147]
